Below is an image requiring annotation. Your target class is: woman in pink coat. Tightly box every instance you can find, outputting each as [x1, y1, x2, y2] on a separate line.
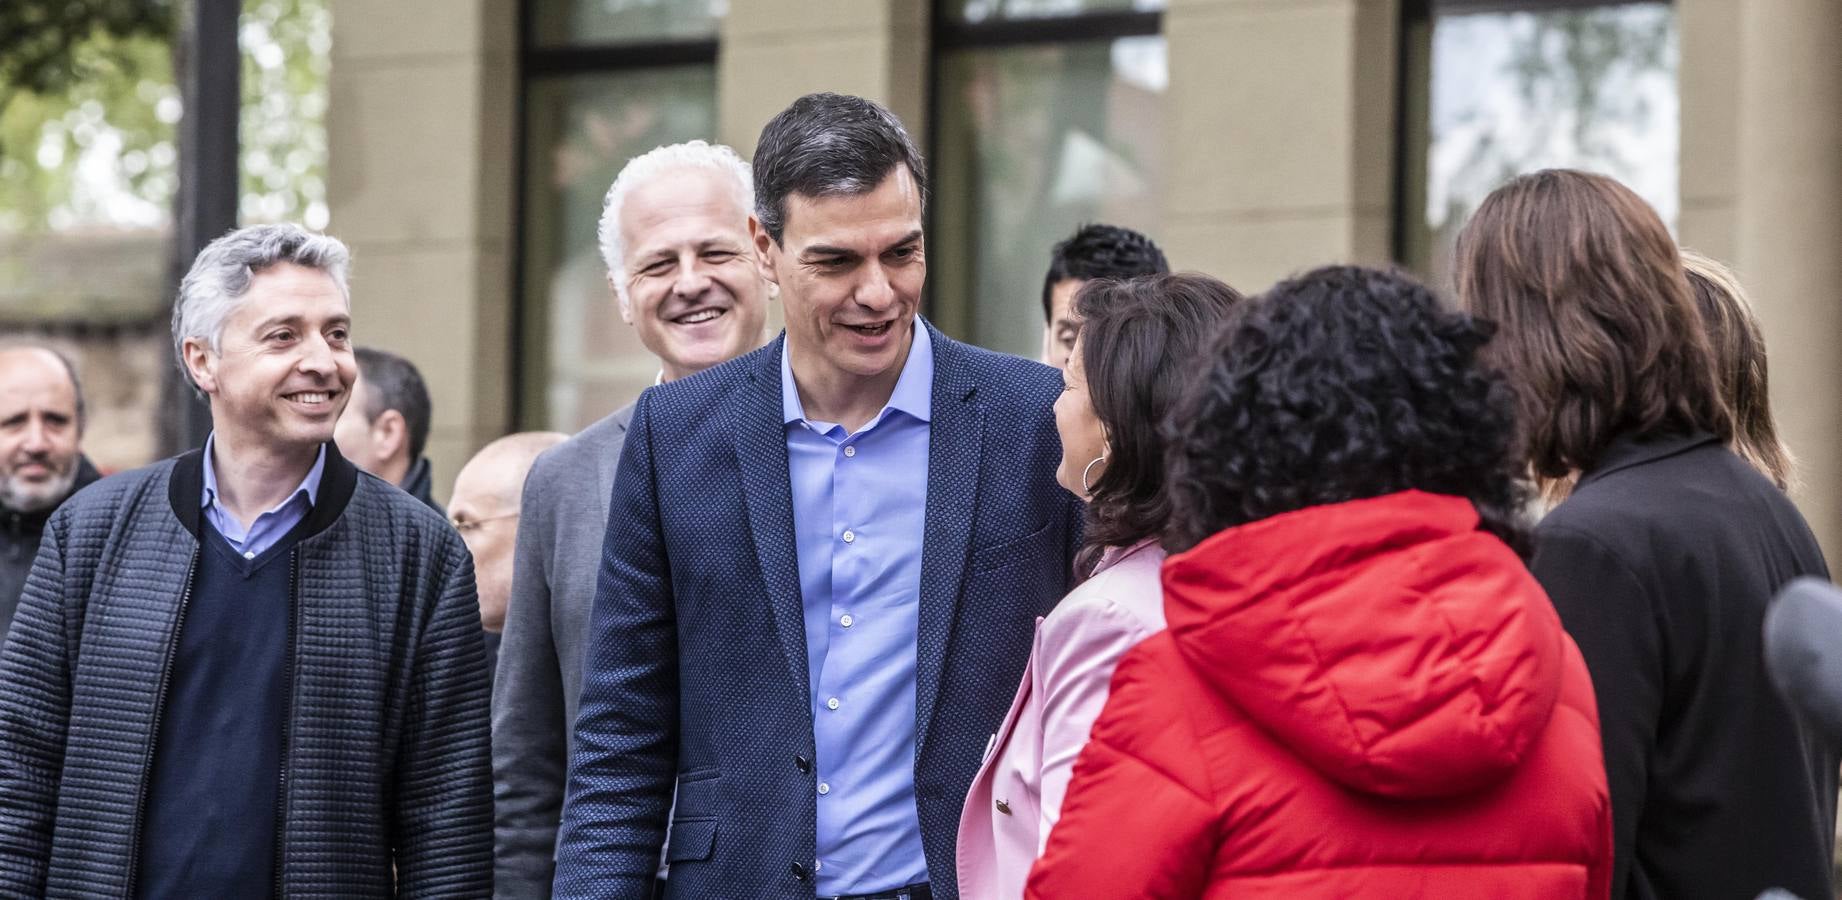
[955, 273, 1242, 899]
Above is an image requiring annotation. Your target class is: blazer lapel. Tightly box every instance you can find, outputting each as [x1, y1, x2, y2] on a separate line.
[915, 324, 984, 754]
[730, 336, 812, 699]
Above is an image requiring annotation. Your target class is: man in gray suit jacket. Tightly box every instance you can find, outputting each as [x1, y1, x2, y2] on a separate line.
[492, 140, 771, 897]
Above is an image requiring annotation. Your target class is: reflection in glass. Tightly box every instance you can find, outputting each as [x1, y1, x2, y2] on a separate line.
[950, 0, 1164, 24]
[932, 36, 1166, 358]
[1417, 2, 1677, 283]
[519, 67, 717, 431]
[530, 0, 725, 47]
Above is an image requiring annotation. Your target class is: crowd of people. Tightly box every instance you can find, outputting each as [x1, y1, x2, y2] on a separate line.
[0, 90, 1832, 900]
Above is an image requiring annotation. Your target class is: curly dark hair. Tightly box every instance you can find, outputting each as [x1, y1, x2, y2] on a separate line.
[1162, 265, 1529, 554]
[1042, 224, 1170, 322]
[1073, 273, 1243, 577]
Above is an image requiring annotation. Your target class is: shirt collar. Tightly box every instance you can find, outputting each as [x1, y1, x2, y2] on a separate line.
[781, 319, 934, 427]
[201, 432, 327, 514]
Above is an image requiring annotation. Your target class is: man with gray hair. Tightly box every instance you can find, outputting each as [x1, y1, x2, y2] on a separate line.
[0, 224, 492, 897]
[0, 343, 101, 638]
[493, 138, 770, 897]
[555, 94, 1081, 900]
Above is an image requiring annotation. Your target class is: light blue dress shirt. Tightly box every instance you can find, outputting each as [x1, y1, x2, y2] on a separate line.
[782, 325, 934, 894]
[200, 434, 325, 559]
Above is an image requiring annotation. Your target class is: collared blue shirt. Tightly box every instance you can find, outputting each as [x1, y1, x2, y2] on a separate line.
[200, 434, 325, 559]
[782, 324, 933, 894]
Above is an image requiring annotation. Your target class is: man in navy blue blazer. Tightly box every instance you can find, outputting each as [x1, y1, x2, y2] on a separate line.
[553, 93, 1083, 900]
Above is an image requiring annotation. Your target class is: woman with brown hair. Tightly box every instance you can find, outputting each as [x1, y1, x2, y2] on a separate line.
[956, 273, 1240, 900]
[1455, 169, 1834, 900]
[1682, 249, 1797, 491]
[1027, 265, 1610, 899]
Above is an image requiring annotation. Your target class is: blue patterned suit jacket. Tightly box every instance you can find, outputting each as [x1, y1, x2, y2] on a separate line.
[553, 322, 1083, 900]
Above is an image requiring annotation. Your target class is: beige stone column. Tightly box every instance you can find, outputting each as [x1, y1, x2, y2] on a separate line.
[1676, 0, 1743, 261]
[1732, 0, 1842, 558]
[1160, 0, 1398, 291]
[326, 0, 519, 503]
[715, 0, 928, 338]
[716, 0, 930, 158]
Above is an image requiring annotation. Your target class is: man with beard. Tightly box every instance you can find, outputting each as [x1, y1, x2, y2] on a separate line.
[0, 344, 100, 638]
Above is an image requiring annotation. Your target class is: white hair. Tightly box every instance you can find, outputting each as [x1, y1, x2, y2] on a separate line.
[596, 140, 754, 306]
[172, 223, 352, 390]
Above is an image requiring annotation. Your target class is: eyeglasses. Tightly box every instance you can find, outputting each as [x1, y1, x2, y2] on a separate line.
[449, 511, 519, 534]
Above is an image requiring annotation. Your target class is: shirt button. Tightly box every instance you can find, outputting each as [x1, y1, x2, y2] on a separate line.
[840, 614, 854, 628]
[843, 445, 856, 458]
[818, 782, 831, 795]
[842, 529, 855, 543]
[826, 697, 840, 710]
[243, 551, 255, 559]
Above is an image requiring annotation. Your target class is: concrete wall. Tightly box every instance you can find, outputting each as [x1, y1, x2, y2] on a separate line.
[1680, 0, 1842, 558]
[327, 0, 519, 502]
[318, 0, 1841, 536]
[717, 1, 930, 155]
[1161, 0, 1399, 291]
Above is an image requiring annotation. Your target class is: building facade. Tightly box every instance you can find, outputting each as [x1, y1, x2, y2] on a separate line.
[329, 0, 1841, 555]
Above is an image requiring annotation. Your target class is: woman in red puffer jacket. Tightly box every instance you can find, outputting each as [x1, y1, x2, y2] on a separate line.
[1027, 265, 1612, 899]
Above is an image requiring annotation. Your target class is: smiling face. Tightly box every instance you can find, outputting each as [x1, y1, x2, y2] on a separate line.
[184, 262, 356, 456]
[755, 164, 926, 392]
[0, 348, 83, 513]
[618, 166, 770, 381]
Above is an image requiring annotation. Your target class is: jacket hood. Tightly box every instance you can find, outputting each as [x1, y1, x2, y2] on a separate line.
[1162, 490, 1564, 799]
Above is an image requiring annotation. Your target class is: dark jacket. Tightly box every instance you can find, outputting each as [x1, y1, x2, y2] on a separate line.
[402, 455, 446, 517]
[1030, 492, 1612, 899]
[0, 444, 493, 898]
[0, 456, 101, 639]
[551, 325, 1084, 900]
[1532, 431, 1835, 900]
[494, 404, 632, 897]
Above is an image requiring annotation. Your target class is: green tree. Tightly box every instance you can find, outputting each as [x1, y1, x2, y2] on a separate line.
[0, 0, 328, 235]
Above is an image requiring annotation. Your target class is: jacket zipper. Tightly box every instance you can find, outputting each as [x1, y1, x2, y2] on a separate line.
[272, 550, 300, 898]
[124, 549, 201, 897]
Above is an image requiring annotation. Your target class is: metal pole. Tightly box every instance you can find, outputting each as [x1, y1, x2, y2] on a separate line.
[160, 0, 241, 456]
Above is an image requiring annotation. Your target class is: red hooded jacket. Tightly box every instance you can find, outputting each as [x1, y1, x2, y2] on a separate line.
[1027, 491, 1612, 899]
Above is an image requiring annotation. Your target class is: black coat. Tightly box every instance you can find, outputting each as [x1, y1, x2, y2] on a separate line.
[0, 457, 101, 639]
[1531, 431, 1835, 900]
[0, 445, 492, 897]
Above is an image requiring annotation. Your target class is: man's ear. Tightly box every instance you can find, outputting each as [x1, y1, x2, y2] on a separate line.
[373, 408, 410, 463]
[182, 337, 218, 396]
[609, 273, 634, 325]
[748, 215, 780, 289]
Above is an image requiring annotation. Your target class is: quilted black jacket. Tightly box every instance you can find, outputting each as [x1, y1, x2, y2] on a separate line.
[0, 444, 492, 898]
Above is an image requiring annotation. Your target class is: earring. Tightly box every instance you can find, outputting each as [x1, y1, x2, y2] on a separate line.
[1081, 455, 1107, 496]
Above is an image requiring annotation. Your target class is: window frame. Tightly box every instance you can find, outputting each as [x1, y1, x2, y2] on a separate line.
[924, 3, 1165, 343]
[509, 0, 722, 429]
[1391, 0, 1677, 275]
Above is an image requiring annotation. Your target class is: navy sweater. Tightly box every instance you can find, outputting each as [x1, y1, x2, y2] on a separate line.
[136, 517, 305, 898]
[0, 446, 492, 898]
